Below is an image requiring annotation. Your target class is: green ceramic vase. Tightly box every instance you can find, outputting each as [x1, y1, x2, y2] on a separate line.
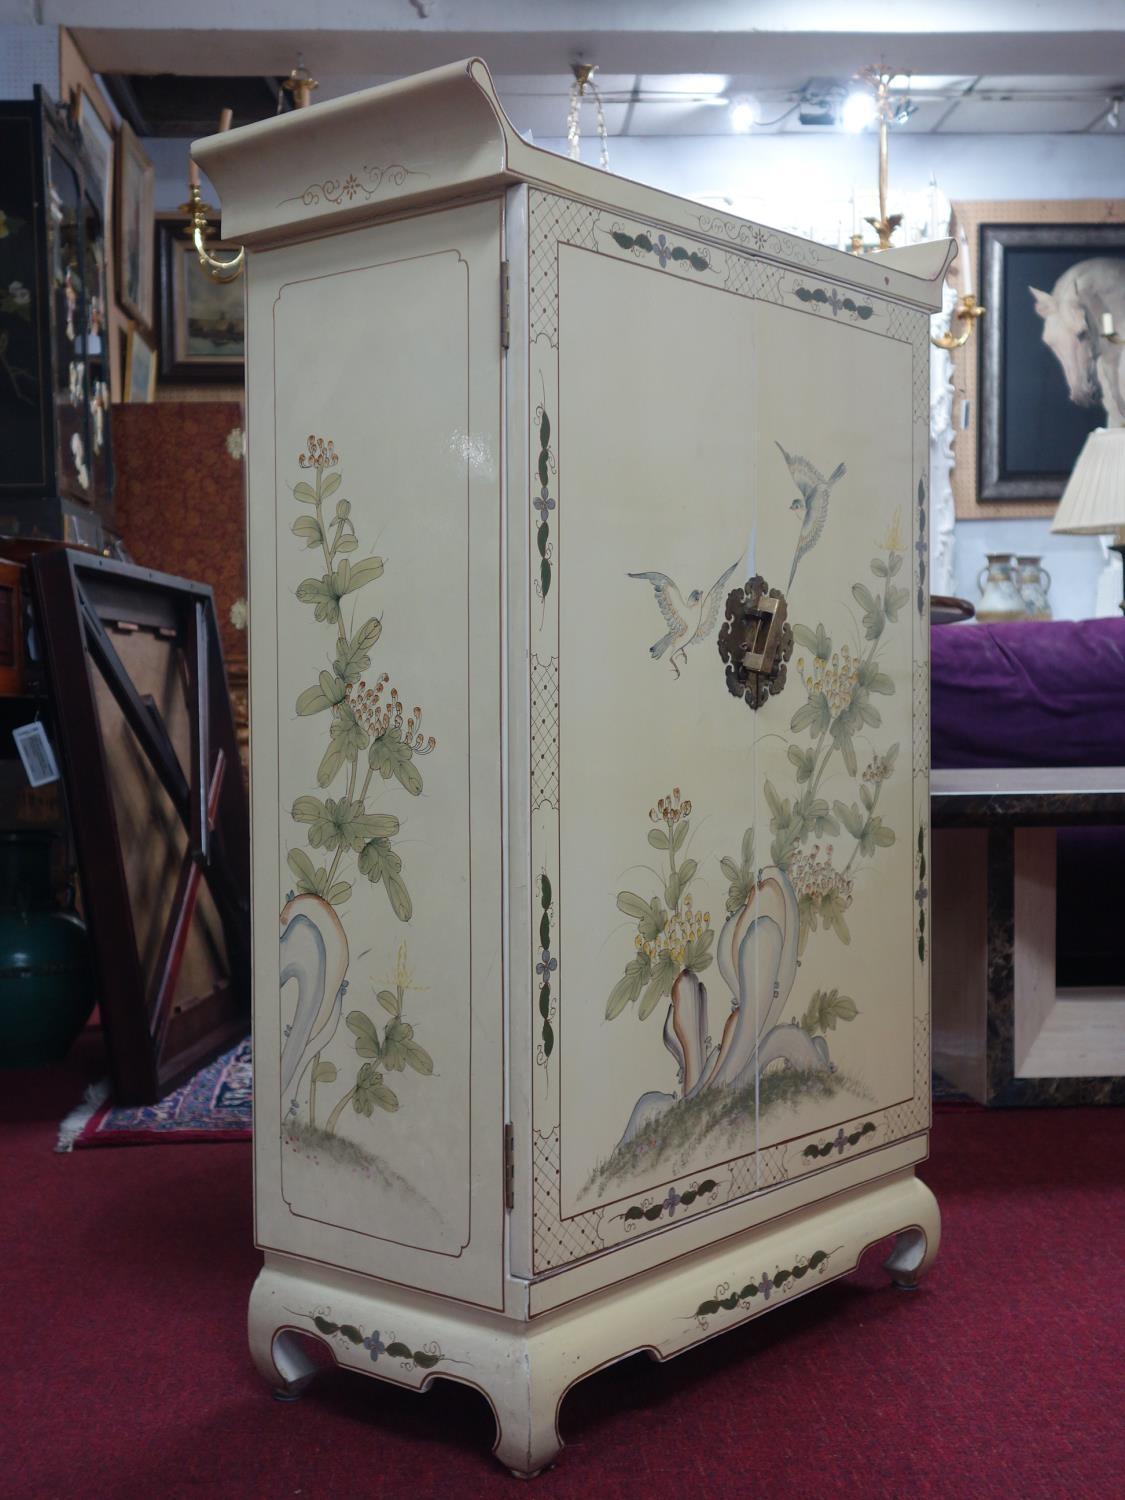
[0, 832, 95, 1067]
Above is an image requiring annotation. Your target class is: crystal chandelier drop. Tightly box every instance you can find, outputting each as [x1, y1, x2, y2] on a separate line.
[566, 62, 609, 169]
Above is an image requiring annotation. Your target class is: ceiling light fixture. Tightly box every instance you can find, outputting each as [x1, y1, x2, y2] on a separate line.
[842, 88, 878, 132]
[729, 96, 757, 132]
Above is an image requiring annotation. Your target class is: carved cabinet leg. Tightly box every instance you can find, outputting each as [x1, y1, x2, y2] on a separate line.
[882, 1181, 941, 1289]
[489, 1357, 565, 1479]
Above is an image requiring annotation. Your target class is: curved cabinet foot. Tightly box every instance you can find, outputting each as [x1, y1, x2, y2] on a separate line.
[491, 1386, 563, 1480]
[882, 1182, 941, 1289]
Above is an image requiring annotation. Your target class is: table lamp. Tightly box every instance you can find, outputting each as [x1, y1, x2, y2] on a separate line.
[1051, 426, 1125, 613]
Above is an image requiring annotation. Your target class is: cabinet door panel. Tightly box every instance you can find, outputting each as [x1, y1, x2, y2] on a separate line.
[525, 190, 931, 1280]
[248, 200, 505, 1309]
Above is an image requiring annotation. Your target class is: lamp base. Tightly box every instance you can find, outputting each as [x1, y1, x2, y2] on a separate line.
[1113, 542, 1125, 615]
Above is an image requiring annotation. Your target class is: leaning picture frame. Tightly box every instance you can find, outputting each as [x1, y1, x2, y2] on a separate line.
[115, 118, 155, 330]
[979, 220, 1125, 502]
[156, 215, 245, 383]
[124, 323, 157, 402]
[71, 84, 114, 234]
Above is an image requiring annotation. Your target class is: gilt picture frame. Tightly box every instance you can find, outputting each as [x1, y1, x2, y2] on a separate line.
[123, 323, 156, 403]
[114, 119, 154, 330]
[979, 221, 1125, 502]
[156, 215, 245, 383]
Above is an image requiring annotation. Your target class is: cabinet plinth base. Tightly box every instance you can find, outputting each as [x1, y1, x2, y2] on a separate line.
[249, 1168, 939, 1476]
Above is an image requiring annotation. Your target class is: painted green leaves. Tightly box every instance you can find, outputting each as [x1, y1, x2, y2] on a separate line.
[801, 988, 858, 1034]
[296, 556, 385, 625]
[304, 1310, 446, 1371]
[917, 822, 927, 962]
[609, 228, 709, 272]
[794, 283, 873, 319]
[286, 847, 352, 907]
[292, 794, 399, 852]
[353, 1061, 399, 1114]
[357, 836, 412, 921]
[533, 404, 555, 604]
[720, 826, 756, 914]
[368, 727, 423, 796]
[537, 874, 555, 1063]
[347, 1007, 433, 1076]
[690, 1249, 834, 1325]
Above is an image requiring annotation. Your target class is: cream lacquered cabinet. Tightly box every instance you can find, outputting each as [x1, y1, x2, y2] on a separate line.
[195, 60, 951, 1477]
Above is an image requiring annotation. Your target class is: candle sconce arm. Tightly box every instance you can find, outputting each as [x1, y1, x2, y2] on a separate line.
[932, 292, 985, 351]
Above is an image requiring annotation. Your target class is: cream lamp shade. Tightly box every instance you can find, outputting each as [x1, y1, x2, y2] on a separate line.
[1051, 426, 1125, 540]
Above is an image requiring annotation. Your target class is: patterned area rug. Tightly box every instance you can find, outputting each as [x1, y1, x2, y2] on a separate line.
[58, 1039, 252, 1150]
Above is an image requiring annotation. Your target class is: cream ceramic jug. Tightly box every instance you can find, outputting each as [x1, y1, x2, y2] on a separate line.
[1015, 555, 1052, 619]
[977, 553, 1026, 622]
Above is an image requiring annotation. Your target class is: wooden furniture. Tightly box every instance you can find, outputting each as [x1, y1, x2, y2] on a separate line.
[196, 59, 949, 1476]
[0, 88, 112, 546]
[932, 767, 1125, 1104]
[30, 549, 251, 1103]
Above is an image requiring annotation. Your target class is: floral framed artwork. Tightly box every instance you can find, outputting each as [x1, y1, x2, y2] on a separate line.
[124, 323, 156, 402]
[156, 216, 244, 383]
[979, 221, 1125, 502]
[115, 119, 154, 330]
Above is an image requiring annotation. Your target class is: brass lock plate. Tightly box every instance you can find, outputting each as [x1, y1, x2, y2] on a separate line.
[717, 574, 794, 710]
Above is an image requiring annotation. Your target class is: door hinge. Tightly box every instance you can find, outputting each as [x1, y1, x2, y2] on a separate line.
[500, 260, 511, 351]
[503, 1121, 515, 1210]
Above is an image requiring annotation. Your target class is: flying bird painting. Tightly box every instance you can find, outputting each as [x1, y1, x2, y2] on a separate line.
[629, 560, 740, 677]
[776, 441, 847, 589]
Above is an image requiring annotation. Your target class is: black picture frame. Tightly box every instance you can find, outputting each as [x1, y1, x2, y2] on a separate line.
[979, 222, 1125, 501]
[155, 215, 245, 384]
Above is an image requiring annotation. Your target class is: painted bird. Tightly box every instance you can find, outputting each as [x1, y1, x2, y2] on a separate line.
[776, 441, 847, 590]
[629, 561, 739, 677]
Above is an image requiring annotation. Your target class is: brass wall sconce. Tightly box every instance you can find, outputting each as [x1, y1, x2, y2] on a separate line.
[932, 293, 986, 350]
[184, 107, 244, 283]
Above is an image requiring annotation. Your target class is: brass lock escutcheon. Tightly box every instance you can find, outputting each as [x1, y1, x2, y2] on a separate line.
[717, 574, 793, 711]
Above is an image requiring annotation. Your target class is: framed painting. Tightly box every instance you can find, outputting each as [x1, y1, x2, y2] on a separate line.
[115, 119, 154, 330]
[979, 221, 1125, 501]
[71, 85, 114, 234]
[124, 323, 156, 402]
[156, 216, 245, 383]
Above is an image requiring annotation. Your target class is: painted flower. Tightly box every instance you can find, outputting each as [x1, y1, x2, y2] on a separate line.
[535, 949, 557, 979]
[532, 486, 555, 523]
[663, 1187, 682, 1217]
[915, 882, 928, 906]
[758, 1273, 773, 1302]
[230, 597, 248, 630]
[654, 233, 671, 267]
[362, 1329, 386, 1362]
[226, 426, 245, 461]
[833, 1128, 847, 1154]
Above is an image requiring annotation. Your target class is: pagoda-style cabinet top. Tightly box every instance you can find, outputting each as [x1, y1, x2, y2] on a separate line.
[193, 57, 953, 308]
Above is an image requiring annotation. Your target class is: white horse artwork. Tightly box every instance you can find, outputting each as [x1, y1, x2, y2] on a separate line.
[1030, 257, 1125, 427]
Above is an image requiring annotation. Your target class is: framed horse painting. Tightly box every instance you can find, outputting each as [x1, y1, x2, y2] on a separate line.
[980, 222, 1125, 501]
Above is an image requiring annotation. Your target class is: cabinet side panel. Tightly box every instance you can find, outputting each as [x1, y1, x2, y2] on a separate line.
[248, 200, 506, 1309]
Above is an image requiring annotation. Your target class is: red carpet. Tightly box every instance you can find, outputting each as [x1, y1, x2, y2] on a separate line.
[4, 1036, 1123, 1499]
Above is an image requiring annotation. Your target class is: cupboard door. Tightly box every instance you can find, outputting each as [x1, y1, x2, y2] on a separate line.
[525, 192, 931, 1278]
[247, 199, 507, 1309]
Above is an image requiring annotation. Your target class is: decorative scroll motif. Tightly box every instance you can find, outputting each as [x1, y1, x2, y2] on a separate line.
[279, 163, 428, 209]
[916, 824, 928, 963]
[689, 1248, 839, 1329]
[613, 1177, 720, 1230]
[605, 225, 710, 272]
[535, 874, 556, 1068]
[801, 1120, 876, 1160]
[794, 284, 874, 320]
[695, 215, 832, 269]
[289, 1306, 453, 1371]
[530, 654, 560, 811]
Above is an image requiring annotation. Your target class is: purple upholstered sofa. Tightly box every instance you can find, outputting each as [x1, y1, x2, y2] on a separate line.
[931, 616, 1125, 984]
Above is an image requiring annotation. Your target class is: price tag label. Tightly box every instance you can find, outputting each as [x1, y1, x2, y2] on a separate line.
[12, 722, 60, 788]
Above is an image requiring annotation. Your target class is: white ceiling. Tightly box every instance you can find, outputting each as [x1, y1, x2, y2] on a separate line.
[22, 0, 1125, 136]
